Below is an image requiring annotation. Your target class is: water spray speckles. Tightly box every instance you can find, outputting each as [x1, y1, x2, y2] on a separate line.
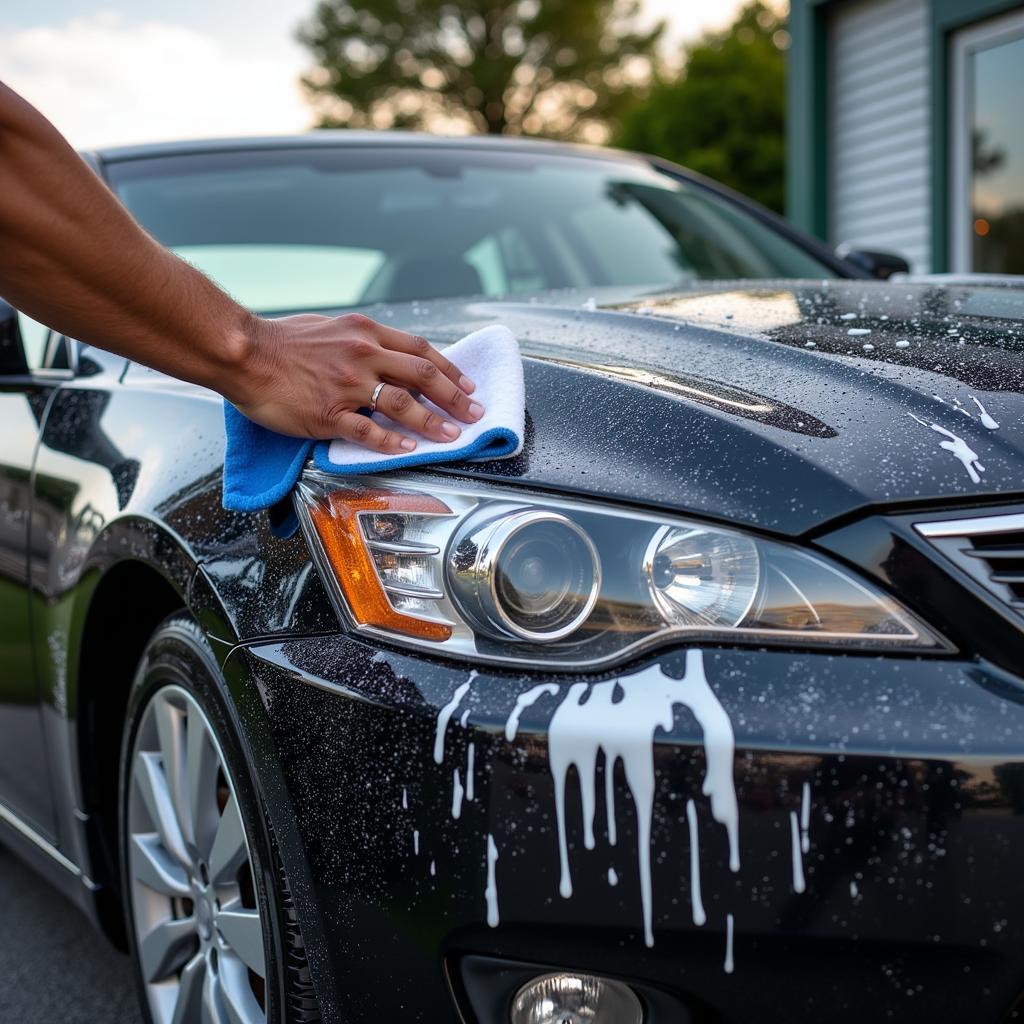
[434, 678, 473, 764]
[686, 798, 707, 927]
[430, 859, 436, 877]
[800, 782, 811, 855]
[401, 787, 408, 810]
[907, 414, 985, 484]
[452, 768, 465, 819]
[724, 913, 735, 974]
[413, 829, 419, 855]
[547, 650, 736, 947]
[790, 811, 806, 894]
[485, 834, 500, 927]
[969, 395, 999, 430]
[505, 683, 560, 741]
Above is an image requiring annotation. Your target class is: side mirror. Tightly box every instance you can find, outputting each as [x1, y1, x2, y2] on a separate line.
[834, 244, 911, 281]
[0, 299, 29, 375]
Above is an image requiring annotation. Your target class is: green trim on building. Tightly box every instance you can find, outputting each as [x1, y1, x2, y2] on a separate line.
[929, 0, 1020, 271]
[786, 0, 832, 239]
[788, 0, 1021, 270]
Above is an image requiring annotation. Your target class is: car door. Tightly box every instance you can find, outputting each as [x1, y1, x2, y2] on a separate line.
[0, 301, 60, 839]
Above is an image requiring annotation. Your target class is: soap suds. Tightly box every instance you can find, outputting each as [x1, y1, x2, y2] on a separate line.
[907, 414, 985, 483]
[686, 798, 707, 927]
[969, 395, 999, 430]
[790, 811, 806, 894]
[608, 867, 618, 886]
[435, 679, 472, 763]
[485, 834, 500, 927]
[505, 683, 560, 740]
[452, 768, 464, 819]
[548, 650, 735, 947]
[800, 782, 811, 855]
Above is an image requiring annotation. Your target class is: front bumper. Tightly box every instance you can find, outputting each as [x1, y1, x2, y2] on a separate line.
[235, 635, 1024, 1023]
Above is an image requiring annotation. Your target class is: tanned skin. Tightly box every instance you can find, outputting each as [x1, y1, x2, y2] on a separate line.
[0, 82, 483, 450]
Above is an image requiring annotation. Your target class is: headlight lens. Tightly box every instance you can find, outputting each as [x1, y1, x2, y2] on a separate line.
[296, 472, 946, 668]
[449, 508, 601, 641]
[645, 525, 760, 627]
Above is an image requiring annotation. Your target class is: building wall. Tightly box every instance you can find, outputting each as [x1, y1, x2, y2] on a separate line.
[828, 0, 931, 272]
[788, 0, 1023, 273]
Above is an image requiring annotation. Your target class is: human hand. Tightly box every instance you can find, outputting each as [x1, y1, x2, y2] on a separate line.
[232, 312, 483, 450]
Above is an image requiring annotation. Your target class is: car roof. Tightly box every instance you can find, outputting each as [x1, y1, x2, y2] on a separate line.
[90, 130, 642, 166]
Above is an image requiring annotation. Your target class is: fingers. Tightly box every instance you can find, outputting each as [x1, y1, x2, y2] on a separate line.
[334, 411, 417, 455]
[373, 384, 463, 443]
[373, 324, 476, 395]
[375, 350, 484, 424]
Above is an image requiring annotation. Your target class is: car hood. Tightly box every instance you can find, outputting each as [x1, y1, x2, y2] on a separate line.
[369, 279, 1024, 535]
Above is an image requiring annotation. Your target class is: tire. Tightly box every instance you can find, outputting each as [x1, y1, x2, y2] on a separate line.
[119, 614, 319, 1024]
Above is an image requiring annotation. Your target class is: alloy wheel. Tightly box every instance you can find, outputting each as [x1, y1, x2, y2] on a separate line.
[127, 684, 268, 1024]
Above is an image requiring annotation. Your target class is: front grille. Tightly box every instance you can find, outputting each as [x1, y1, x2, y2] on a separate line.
[916, 512, 1024, 621]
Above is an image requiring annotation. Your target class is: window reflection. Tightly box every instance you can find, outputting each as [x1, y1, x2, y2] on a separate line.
[970, 31, 1024, 274]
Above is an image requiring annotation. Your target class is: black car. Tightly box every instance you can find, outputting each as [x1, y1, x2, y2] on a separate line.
[2, 133, 1024, 1024]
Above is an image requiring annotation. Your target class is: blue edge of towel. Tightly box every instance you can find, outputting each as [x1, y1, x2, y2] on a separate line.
[222, 403, 519, 537]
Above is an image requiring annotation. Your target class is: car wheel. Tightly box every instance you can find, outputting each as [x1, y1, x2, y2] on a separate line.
[119, 614, 315, 1024]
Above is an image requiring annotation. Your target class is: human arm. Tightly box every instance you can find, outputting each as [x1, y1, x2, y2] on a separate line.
[0, 82, 481, 449]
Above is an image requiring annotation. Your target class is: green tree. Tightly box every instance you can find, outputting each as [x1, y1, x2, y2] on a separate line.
[614, 2, 787, 213]
[298, 0, 663, 140]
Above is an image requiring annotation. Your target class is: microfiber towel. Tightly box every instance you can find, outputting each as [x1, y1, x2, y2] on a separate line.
[222, 324, 524, 513]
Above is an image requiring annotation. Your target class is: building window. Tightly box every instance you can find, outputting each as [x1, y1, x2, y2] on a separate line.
[951, 9, 1024, 274]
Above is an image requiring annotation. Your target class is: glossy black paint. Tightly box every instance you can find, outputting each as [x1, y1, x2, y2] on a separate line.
[0, 137, 1023, 1024]
[235, 634, 1024, 1022]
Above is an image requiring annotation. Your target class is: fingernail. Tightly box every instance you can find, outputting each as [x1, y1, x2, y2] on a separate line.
[400, 438, 416, 451]
[460, 375, 476, 393]
[441, 421, 460, 439]
[468, 401, 484, 420]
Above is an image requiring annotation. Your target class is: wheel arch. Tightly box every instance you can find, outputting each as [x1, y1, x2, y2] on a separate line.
[74, 557, 186, 946]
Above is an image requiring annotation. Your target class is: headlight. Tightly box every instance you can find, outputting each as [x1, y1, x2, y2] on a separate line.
[448, 508, 601, 641]
[296, 472, 946, 669]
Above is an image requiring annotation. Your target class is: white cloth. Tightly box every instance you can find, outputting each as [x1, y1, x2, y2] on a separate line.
[322, 324, 525, 472]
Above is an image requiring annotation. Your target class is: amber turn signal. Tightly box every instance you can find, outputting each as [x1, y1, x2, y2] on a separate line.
[307, 488, 453, 642]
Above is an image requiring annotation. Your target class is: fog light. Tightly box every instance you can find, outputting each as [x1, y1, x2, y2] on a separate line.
[510, 972, 643, 1024]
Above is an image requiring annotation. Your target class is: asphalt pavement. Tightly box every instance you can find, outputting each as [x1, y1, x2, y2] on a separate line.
[0, 845, 142, 1023]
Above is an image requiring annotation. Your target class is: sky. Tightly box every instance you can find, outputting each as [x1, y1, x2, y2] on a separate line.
[0, 1, 745, 149]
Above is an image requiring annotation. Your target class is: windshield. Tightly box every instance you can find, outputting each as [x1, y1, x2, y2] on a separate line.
[108, 145, 835, 314]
